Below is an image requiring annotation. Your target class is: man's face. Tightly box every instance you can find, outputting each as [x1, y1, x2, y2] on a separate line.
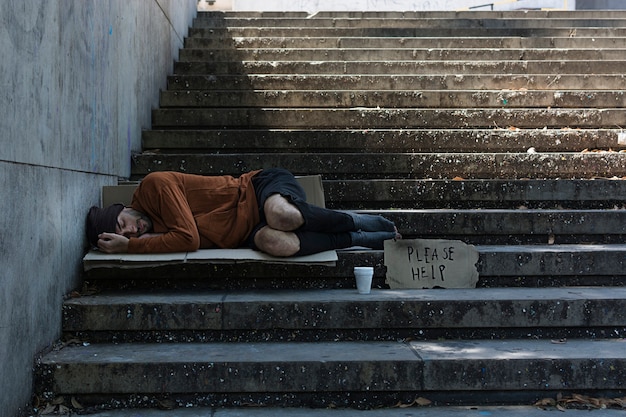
[116, 208, 153, 238]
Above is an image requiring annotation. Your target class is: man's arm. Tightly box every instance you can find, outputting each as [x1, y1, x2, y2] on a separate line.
[97, 232, 164, 254]
[127, 173, 200, 253]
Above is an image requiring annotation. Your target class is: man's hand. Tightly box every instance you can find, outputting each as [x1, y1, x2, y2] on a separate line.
[97, 233, 129, 253]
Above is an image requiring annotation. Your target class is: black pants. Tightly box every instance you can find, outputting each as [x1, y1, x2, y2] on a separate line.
[248, 168, 353, 254]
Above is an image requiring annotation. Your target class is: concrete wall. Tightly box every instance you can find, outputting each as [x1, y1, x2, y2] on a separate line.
[0, 1, 196, 416]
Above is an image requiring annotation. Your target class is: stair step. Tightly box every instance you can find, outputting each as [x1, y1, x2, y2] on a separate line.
[158, 90, 626, 109]
[323, 179, 626, 209]
[142, 129, 624, 154]
[38, 339, 626, 400]
[203, 10, 626, 19]
[56, 406, 626, 417]
[170, 60, 626, 75]
[168, 73, 626, 90]
[63, 287, 626, 334]
[150, 108, 626, 129]
[185, 36, 626, 50]
[191, 17, 626, 29]
[131, 152, 626, 180]
[179, 48, 626, 62]
[188, 27, 626, 38]
[83, 245, 626, 288]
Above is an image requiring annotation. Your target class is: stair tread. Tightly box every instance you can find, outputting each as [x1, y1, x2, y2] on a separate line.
[65, 285, 626, 301]
[40, 339, 626, 395]
[168, 73, 626, 89]
[63, 406, 626, 417]
[158, 89, 626, 109]
[42, 338, 626, 364]
[63, 287, 626, 332]
[142, 128, 624, 154]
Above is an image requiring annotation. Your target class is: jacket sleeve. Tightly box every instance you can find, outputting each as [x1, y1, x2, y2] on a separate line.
[127, 174, 200, 253]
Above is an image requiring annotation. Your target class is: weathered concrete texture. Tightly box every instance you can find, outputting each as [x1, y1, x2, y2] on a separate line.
[131, 152, 626, 180]
[39, 339, 626, 395]
[142, 129, 625, 153]
[57, 405, 626, 417]
[79, 245, 626, 288]
[210, 11, 623, 19]
[180, 47, 626, 62]
[192, 17, 626, 29]
[168, 73, 626, 90]
[0, 164, 102, 417]
[169, 60, 626, 75]
[188, 26, 626, 38]
[159, 89, 626, 109]
[150, 108, 626, 129]
[185, 35, 626, 49]
[0, 1, 196, 416]
[62, 287, 626, 332]
[323, 179, 626, 209]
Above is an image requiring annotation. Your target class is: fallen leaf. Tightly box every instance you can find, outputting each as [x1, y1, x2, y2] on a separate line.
[452, 176, 464, 181]
[415, 397, 432, 406]
[157, 399, 176, 410]
[535, 397, 556, 407]
[71, 396, 83, 409]
[51, 396, 65, 405]
[40, 404, 57, 415]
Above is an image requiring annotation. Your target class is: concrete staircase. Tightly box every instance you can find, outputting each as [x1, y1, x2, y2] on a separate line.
[36, 10, 626, 413]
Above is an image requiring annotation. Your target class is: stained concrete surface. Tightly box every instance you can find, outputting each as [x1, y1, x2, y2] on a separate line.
[69, 406, 626, 416]
[0, 1, 196, 416]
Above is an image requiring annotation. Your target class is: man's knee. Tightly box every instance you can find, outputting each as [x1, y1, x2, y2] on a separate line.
[264, 194, 304, 231]
[254, 225, 300, 257]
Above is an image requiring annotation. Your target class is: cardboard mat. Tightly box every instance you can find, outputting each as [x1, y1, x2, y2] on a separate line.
[83, 248, 338, 271]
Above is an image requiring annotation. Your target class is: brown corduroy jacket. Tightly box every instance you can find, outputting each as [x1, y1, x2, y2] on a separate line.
[127, 170, 261, 253]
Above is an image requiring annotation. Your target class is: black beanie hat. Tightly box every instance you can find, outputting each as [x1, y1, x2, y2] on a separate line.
[86, 204, 124, 247]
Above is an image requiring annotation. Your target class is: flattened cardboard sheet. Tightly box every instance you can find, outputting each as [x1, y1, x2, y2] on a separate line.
[83, 248, 337, 271]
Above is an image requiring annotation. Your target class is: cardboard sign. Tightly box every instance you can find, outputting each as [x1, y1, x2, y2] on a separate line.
[384, 239, 479, 289]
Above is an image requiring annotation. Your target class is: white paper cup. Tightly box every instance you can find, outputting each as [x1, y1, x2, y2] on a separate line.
[354, 266, 374, 294]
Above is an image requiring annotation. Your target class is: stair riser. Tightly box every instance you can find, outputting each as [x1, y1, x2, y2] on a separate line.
[142, 129, 623, 154]
[39, 340, 626, 395]
[170, 60, 626, 75]
[179, 48, 626, 62]
[185, 36, 626, 50]
[324, 179, 626, 209]
[82, 249, 626, 287]
[169, 73, 626, 90]
[63, 289, 626, 332]
[159, 90, 626, 109]
[131, 153, 626, 180]
[192, 18, 626, 29]
[188, 27, 626, 38]
[150, 108, 626, 129]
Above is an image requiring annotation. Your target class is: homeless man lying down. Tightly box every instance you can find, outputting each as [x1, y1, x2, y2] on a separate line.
[86, 168, 401, 257]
